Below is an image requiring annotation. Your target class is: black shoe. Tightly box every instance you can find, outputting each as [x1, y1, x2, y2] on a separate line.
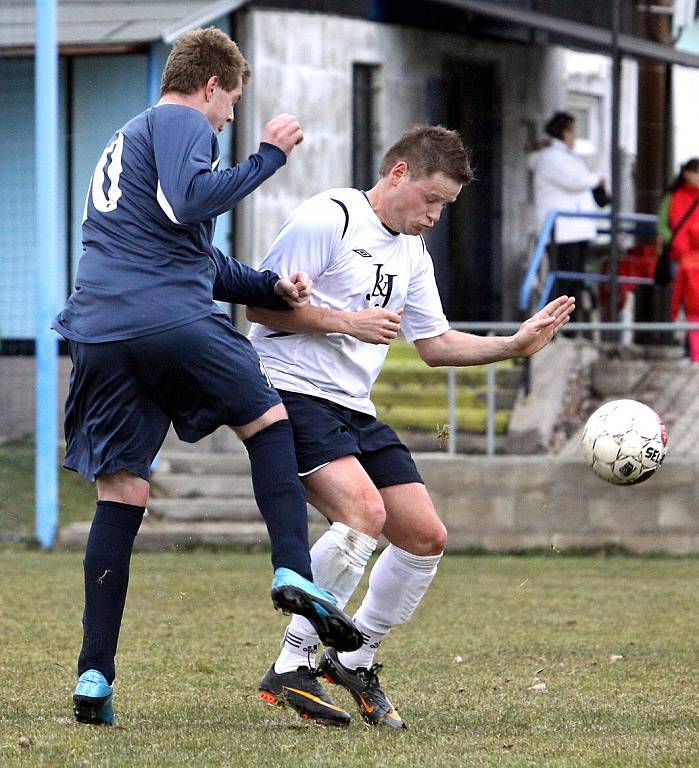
[258, 665, 351, 727]
[318, 649, 406, 729]
[271, 568, 363, 652]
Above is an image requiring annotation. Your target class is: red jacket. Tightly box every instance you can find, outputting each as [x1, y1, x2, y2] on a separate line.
[671, 251, 699, 319]
[669, 183, 699, 262]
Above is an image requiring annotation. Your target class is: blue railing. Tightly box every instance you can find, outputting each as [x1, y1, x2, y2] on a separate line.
[518, 210, 658, 312]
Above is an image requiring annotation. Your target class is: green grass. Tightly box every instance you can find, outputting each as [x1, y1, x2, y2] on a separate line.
[0, 438, 95, 543]
[1, 552, 697, 767]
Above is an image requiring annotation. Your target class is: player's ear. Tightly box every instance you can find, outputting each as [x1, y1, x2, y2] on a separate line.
[389, 162, 408, 186]
[204, 76, 218, 101]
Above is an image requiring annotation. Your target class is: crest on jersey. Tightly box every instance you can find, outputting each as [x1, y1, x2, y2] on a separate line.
[366, 264, 396, 308]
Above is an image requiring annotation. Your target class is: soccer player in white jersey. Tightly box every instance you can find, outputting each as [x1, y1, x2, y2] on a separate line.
[248, 125, 575, 728]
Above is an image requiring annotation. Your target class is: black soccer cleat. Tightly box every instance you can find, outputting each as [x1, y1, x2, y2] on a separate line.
[271, 568, 363, 652]
[318, 648, 407, 729]
[258, 665, 351, 727]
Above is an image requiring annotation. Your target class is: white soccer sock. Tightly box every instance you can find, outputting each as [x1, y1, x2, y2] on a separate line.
[274, 626, 320, 673]
[337, 544, 443, 670]
[274, 522, 377, 674]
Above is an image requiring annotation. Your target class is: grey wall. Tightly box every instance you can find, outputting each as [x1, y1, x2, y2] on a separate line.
[0, 357, 72, 441]
[416, 454, 699, 555]
[234, 8, 565, 321]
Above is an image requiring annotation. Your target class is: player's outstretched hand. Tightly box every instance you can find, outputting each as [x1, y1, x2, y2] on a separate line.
[262, 114, 303, 156]
[275, 272, 312, 308]
[348, 307, 403, 344]
[510, 295, 575, 357]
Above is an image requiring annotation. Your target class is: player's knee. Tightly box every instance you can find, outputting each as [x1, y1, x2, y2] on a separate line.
[413, 520, 447, 556]
[343, 493, 386, 538]
[96, 470, 149, 507]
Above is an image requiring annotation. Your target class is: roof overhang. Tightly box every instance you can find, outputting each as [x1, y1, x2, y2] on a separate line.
[438, 0, 699, 68]
[0, 0, 249, 51]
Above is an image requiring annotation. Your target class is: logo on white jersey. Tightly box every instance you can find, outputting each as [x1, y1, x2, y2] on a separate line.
[366, 264, 396, 308]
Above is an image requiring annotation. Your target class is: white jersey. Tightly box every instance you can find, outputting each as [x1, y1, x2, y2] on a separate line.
[248, 188, 450, 416]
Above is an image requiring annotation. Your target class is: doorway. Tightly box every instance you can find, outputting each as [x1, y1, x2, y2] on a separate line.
[432, 59, 502, 321]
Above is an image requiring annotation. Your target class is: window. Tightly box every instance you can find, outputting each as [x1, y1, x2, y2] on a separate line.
[567, 91, 602, 156]
[352, 63, 381, 190]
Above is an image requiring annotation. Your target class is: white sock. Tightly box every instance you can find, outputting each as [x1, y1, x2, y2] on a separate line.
[337, 544, 443, 670]
[273, 627, 320, 673]
[274, 522, 377, 673]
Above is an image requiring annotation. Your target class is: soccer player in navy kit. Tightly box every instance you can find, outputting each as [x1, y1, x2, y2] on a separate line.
[248, 126, 575, 728]
[52, 27, 360, 726]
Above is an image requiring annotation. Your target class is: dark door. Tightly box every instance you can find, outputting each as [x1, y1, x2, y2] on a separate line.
[427, 59, 502, 321]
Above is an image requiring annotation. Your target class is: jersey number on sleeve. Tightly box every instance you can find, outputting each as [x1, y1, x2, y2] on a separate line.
[90, 133, 125, 213]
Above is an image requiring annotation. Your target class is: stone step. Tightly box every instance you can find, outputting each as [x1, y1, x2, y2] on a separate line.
[152, 473, 253, 499]
[58, 519, 329, 553]
[148, 497, 326, 523]
[157, 451, 251, 475]
[161, 425, 247, 454]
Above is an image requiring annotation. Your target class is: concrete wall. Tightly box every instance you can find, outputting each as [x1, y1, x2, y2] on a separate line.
[415, 454, 699, 555]
[234, 8, 565, 320]
[0, 357, 72, 440]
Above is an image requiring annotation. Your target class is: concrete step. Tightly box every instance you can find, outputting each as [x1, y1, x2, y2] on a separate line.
[148, 497, 326, 523]
[152, 473, 253, 499]
[157, 452, 251, 475]
[148, 497, 259, 521]
[161, 425, 247, 454]
[58, 519, 329, 553]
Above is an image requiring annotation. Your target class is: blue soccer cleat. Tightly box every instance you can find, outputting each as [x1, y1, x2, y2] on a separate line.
[73, 669, 114, 725]
[271, 568, 363, 652]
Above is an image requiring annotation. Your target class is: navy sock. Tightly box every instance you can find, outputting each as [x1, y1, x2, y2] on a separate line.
[78, 500, 144, 684]
[243, 420, 312, 580]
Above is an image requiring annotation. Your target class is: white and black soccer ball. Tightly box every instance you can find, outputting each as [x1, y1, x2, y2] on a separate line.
[582, 399, 668, 485]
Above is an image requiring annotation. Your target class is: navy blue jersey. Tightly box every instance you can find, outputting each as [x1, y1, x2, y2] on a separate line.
[53, 104, 287, 342]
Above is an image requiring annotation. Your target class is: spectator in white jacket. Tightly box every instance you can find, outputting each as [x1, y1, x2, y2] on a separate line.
[528, 111, 606, 314]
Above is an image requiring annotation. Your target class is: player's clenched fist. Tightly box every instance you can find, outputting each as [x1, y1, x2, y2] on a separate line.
[262, 114, 303, 156]
[274, 272, 312, 308]
[348, 307, 403, 345]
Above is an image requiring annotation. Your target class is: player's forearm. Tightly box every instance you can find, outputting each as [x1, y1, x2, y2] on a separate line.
[246, 304, 354, 334]
[415, 330, 516, 367]
[175, 145, 286, 222]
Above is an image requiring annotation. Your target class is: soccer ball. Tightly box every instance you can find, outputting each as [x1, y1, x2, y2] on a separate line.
[582, 399, 667, 485]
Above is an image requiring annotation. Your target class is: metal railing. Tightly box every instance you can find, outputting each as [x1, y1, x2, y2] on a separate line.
[518, 210, 658, 312]
[444, 320, 699, 457]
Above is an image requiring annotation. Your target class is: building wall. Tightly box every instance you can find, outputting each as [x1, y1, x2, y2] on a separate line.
[234, 8, 565, 320]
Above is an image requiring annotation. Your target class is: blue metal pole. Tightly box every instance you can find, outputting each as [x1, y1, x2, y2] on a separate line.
[147, 42, 160, 106]
[35, 0, 60, 549]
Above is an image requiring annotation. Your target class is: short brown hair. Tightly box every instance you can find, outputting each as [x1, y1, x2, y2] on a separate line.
[379, 125, 474, 184]
[160, 27, 251, 97]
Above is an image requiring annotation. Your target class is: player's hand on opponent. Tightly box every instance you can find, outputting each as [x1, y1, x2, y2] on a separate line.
[510, 295, 575, 357]
[348, 307, 403, 345]
[274, 272, 312, 308]
[262, 114, 303, 157]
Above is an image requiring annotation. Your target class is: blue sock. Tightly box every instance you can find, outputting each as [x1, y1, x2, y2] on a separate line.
[243, 420, 312, 580]
[78, 500, 144, 684]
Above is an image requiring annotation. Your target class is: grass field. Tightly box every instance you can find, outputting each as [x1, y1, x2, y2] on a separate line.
[1, 551, 697, 767]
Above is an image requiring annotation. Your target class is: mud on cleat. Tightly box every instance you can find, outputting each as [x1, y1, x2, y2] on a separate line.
[270, 568, 363, 652]
[258, 665, 351, 727]
[318, 648, 406, 729]
[73, 669, 114, 725]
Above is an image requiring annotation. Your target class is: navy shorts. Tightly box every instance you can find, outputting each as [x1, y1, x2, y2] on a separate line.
[277, 390, 423, 489]
[63, 315, 281, 482]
